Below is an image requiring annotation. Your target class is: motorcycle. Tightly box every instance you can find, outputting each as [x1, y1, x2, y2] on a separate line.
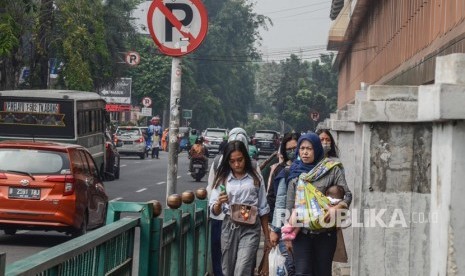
[190, 157, 207, 182]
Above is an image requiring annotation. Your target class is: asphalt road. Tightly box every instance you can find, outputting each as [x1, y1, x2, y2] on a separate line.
[0, 149, 210, 266]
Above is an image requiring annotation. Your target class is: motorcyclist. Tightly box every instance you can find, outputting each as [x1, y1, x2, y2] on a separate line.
[189, 136, 208, 172]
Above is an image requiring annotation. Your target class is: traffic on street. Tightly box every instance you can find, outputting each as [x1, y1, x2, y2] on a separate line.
[1, 150, 211, 265]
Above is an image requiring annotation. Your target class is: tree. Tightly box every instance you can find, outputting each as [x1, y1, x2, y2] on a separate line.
[183, 0, 270, 130]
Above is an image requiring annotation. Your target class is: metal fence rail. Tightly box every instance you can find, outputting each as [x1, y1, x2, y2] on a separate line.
[4, 217, 138, 276]
[1, 188, 210, 276]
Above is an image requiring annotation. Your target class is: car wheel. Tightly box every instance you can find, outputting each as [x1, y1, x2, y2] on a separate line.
[72, 212, 88, 238]
[140, 153, 146, 159]
[4, 229, 17, 235]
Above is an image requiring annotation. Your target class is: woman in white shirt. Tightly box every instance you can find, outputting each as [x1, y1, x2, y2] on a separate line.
[209, 140, 270, 276]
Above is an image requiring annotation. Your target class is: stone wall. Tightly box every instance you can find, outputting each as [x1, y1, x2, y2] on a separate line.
[322, 53, 465, 276]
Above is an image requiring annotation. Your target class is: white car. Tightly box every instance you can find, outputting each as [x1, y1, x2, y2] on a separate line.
[203, 128, 228, 156]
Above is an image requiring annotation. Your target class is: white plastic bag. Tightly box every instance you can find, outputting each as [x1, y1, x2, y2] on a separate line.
[268, 247, 287, 276]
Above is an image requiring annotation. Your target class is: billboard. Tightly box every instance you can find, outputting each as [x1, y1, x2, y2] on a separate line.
[100, 78, 132, 104]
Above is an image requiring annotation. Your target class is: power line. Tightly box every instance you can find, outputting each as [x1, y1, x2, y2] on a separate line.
[259, 1, 328, 15]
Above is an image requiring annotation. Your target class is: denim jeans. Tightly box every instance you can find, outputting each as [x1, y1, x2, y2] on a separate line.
[279, 240, 295, 275]
[292, 230, 337, 276]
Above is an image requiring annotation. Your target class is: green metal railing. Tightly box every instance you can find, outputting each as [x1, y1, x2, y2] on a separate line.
[1, 188, 210, 276]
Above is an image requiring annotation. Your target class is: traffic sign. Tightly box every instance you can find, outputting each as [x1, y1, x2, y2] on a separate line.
[147, 0, 208, 56]
[142, 97, 152, 107]
[125, 51, 140, 66]
[310, 111, 320, 122]
[182, 109, 192, 119]
[141, 107, 152, 116]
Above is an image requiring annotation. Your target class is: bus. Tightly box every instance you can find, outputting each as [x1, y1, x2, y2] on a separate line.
[0, 90, 115, 180]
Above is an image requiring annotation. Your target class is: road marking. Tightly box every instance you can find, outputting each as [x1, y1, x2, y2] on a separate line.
[110, 197, 123, 202]
[157, 181, 165, 185]
[136, 188, 147, 193]
[17, 230, 29, 234]
[177, 176, 181, 179]
[120, 164, 127, 167]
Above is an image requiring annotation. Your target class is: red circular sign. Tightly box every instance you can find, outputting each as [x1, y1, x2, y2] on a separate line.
[125, 51, 140, 66]
[147, 0, 208, 57]
[142, 97, 152, 107]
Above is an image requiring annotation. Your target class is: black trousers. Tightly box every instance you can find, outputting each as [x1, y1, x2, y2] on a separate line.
[292, 229, 337, 276]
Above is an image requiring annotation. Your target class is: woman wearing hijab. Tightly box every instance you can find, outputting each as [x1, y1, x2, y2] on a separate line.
[284, 133, 352, 276]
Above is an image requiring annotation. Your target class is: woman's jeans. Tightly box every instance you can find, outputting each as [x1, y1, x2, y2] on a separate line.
[279, 240, 295, 275]
[292, 229, 337, 276]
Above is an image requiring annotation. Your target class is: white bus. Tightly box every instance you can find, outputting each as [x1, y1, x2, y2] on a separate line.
[0, 90, 113, 179]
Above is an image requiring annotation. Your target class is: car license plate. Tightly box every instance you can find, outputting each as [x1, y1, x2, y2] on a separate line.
[8, 187, 41, 200]
[123, 141, 133, 145]
[262, 142, 270, 147]
[193, 164, 203, 168]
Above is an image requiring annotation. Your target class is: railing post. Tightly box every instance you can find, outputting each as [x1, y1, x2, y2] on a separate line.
[194, 188, 209, 276]
[149, 200, 163, 276]
[1, 252, 6, 276]
[180, 191, 196, 276]
[164, 194, 183, 276]
[105, 201, 154, 276]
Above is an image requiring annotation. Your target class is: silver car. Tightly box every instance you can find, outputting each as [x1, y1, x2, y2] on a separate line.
[114, 127, 146, 159]
[203, 128, 228, 155]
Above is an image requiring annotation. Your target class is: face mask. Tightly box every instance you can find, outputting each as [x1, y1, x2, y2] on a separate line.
[322, 143, 331, 154]
[286, 150, 296, 161]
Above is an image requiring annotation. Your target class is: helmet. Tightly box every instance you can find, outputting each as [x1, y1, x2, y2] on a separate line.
[195, 137, 203, 144]
[151, 116, 160, 122]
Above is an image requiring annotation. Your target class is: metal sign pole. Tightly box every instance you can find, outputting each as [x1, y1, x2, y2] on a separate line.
[167, 57, 182, 200]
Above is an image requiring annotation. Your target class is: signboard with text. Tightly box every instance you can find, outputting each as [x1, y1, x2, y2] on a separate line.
[99, 78, 132, 104]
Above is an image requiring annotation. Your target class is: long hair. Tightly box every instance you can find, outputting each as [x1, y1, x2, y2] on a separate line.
[213, 140, 261, 188]
[316, 129, 339, 158]
[279, 132, 301, 163]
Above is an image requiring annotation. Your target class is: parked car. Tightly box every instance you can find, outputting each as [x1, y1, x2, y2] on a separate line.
[104, 131, 120, 180]
[203, 128, 228, 156]
[253, 130, 280, 156]
[0, 141, 108, 236]
[114, 126, 146, 159]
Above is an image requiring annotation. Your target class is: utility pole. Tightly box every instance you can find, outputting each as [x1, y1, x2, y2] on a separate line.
[166, 57, 182, 199]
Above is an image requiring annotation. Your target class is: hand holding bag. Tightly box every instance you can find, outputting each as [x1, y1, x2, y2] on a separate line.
[268, 247, 287, 276]
[230, 204, 258, 226]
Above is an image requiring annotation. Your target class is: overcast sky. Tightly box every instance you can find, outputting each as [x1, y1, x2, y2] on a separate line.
[252, 0, 332, 62]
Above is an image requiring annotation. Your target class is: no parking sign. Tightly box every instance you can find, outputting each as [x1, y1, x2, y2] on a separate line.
[147, 0, 208, 56]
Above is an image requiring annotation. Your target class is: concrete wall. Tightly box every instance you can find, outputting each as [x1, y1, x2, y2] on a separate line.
[417, 53, 465, 276]
[322, 53, 465, 276]
[322, 85, 433, 275]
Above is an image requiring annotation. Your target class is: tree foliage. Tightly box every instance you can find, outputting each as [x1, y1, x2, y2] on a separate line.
[247, 53, 338, 133]
[0, 0, 337, 134]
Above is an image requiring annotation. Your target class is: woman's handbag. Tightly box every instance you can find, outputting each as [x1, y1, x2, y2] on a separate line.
[230, 204, 258, 225]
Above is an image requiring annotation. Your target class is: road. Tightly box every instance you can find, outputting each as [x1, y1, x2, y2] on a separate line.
[0, 150, 210, 266]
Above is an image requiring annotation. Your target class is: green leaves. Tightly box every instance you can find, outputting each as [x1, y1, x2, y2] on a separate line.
[0, 14, 19, 57]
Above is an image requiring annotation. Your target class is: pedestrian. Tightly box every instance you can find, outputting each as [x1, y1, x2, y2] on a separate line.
[209, 140, 271, 276]
[161, 128, 169, 151]
[206, 127, 257, 276]
[148, 116, 162, 158]
[316, 129, 339, 159]
[267, 132, 301, 275]
[282, 133, 352, 276]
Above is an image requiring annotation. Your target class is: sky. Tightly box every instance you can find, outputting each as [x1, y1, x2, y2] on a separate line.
[252, 0, 333, 62]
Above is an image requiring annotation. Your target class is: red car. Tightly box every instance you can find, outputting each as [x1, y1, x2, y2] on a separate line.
[0, 141, 108, 236]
